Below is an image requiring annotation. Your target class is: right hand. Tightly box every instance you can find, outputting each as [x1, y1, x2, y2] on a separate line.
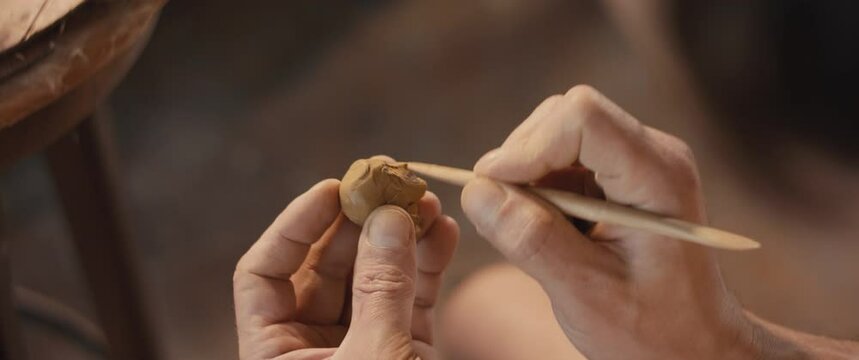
[460, 85, 758, 359]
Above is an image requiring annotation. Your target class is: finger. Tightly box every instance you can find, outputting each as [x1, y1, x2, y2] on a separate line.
[474, 96, 564, 165]
[501, 94, 564, 146]
[412, 215, 459, 344]
[234, 179, 341, 350]
[474, 85, 702, 221]
[247, 324, 342, 360]
[274, 347, 337, 360]
[461, 177, 622, 293]
[292, 214, 361, 325]
[370, 154, 396, 163]
[344, 206, 417, 347]
[416, 191, 442, 238]
[413, 341, 438, 360]
[417, 216, 459, 278]
[292, 191, 440, 325]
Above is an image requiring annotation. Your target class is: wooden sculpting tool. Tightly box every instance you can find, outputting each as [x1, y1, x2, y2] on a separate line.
[406, 162, 761, 251]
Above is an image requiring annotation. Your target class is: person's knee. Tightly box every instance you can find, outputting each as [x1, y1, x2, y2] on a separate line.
[440, 263, 542, 358]
[445, 264, 530, 319]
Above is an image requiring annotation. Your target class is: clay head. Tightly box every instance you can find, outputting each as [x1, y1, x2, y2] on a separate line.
[339, 158, 427, 234]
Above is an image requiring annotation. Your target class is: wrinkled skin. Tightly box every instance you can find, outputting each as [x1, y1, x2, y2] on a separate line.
[235, 156, 459, 359]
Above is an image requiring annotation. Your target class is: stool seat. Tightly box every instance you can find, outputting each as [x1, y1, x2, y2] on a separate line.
[0, 0, 164, 170]
[0, 0, 85, 53]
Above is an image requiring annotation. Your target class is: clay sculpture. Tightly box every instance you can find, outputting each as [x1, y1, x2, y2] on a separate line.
[339, 158, 427, 234]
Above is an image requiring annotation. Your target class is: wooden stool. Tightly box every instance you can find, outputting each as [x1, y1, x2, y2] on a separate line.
[0, 1, 166, 359]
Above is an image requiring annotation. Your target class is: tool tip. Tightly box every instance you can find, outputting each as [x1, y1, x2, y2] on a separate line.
[695, 227, 761, 251]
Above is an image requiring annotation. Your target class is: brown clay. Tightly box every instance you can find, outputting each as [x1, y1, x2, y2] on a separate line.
[339, 158, 427, 234]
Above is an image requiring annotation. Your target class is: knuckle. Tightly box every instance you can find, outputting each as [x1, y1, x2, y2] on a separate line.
[232, 269, 242, 285]
[674, 161, 702, 194]
[641, 130, 706, 218]
[565, 84, 599, 99]
[645, 129, 701, 189]
[233, 267, 242, 284]
[353, 264, 414, 299]
[667, 134, 697, 163]
[558, 85, 612, 140]
[663, 135, 701, 187]
[233, 257, 249, 284]
[564, 84, 603, 119]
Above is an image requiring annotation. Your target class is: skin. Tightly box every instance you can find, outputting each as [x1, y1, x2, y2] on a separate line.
[235, 4, 859, 357]
[440, 1, 859, 358]
[455, 85, 751, 359]
[234, 89, 859, 358]
[234, 156, 459, 359]
[444, 85, 859, 359]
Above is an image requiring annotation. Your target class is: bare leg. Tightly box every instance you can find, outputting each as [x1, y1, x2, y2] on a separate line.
[440, 263, 585, 360]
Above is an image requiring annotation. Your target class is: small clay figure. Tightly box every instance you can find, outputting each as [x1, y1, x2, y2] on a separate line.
[339, 158, 427, 234]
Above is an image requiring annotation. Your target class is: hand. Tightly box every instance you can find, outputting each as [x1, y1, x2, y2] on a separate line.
[460, 85, 757, 359]
[234, 178, 459, 359]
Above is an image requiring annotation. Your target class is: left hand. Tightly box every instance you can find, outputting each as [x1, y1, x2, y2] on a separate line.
[234, 178, 459, 359]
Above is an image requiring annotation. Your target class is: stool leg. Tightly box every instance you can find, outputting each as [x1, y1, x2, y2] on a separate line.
[44, 114, 158, 360]
[0, 205, 24, 360]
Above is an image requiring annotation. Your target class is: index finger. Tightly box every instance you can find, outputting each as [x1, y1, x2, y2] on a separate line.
[474, 85, 702, 220]
[234, 179, 341, 333]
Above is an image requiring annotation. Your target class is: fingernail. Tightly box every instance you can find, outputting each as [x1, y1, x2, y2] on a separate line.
[367, 206, 413, 248]
[474, 148, 503, 174]
[461, 178, 506, 227]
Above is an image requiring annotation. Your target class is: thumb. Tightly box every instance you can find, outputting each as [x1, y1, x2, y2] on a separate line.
[460, 178, 615, 293]
[342, 205, 417, 355]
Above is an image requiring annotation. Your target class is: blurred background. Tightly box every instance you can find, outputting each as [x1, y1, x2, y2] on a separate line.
[2, 0, 858, 359]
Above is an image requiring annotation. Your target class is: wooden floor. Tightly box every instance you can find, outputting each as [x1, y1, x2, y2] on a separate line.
[2, 1, 859, 359]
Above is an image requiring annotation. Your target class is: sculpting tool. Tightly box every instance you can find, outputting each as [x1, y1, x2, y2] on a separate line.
[406, 162, 760, 251]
